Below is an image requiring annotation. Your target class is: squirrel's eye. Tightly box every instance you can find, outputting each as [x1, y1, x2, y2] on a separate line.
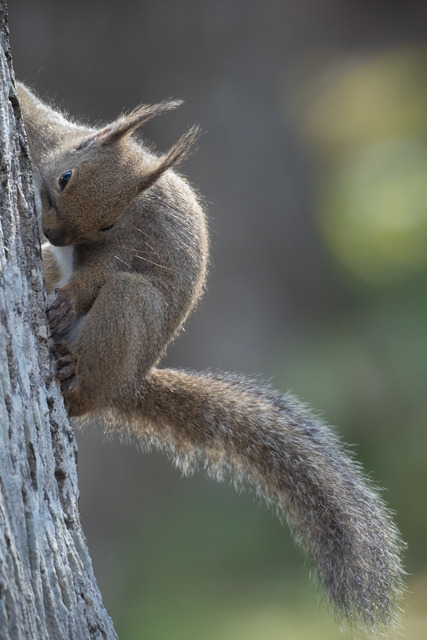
[100, 222, 115, 232]
[58, 170, 73, 191]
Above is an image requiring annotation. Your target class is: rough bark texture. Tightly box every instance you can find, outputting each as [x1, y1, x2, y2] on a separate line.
[0, 4, 118, 639]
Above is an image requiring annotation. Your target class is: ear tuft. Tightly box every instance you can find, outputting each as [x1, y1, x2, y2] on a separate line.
[75, 99, 184, 152]
[138, 125, 201, 193]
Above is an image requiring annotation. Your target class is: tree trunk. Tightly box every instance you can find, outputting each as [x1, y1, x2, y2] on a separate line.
[0, 4, 118, 638]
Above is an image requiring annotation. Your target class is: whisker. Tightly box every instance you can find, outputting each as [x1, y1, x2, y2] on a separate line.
[131, 225, 148, 235]
[119, 244, 159, 255]
[114, 255, 136, 272]
[128, 226, 161, 255]
[140, 238, 157, 253]
[129, 203, 195, 260]
[133, 255, 171, 270]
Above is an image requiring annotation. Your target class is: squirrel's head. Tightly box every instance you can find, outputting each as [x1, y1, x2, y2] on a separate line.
[39, 100, 198, 246]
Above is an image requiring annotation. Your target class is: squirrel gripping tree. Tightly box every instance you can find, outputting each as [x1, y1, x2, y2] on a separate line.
[2, 7, 405, 635]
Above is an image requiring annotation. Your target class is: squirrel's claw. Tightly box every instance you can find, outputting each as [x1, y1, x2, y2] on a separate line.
[56, 355, 78, 381]
[60, 375, 80, 396]
[53, 341, 79, 393]
[47, 287, 77, 337]
[52, 341, 82, 415]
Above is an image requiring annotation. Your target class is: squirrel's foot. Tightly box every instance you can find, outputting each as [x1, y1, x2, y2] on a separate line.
[53, 342, 92, 417]
[47, 286, 77, 337]
[54, 341, 79, 395]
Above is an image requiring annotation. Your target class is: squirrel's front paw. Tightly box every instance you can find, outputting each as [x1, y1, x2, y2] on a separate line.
[47, 286, 77, 338]
[54, 341, 79, 395]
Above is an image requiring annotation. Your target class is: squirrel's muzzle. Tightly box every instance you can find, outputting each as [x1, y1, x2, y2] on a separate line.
[43, 225, 70, 246]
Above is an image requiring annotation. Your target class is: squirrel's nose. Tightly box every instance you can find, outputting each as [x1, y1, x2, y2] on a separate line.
[43, 226, 69, 246]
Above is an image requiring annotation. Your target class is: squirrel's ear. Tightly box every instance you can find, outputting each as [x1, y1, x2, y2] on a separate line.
[137, 125, 200, 193]
[76, 99, 183, 151]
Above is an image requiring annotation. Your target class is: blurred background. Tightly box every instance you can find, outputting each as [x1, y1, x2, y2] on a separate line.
[8, 1, 427, 638]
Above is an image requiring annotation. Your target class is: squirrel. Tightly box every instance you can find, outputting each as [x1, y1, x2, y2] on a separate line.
[17, 81, 405, 635]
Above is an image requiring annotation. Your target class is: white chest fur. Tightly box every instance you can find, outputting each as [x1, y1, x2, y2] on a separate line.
[53, 244, 75, 287]
[42, 242, 75, 304]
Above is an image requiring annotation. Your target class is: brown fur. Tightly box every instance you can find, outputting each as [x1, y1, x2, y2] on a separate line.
[17, 82, 405, 634]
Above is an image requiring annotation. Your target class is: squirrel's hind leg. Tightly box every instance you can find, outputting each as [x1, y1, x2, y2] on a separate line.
[64, 272, 169, 416]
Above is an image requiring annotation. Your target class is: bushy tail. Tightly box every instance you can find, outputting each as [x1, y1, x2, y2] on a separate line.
[93, 367, 405, 634]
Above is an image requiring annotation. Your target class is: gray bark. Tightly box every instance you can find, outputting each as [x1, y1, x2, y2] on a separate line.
[0, 4, 118, 639]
